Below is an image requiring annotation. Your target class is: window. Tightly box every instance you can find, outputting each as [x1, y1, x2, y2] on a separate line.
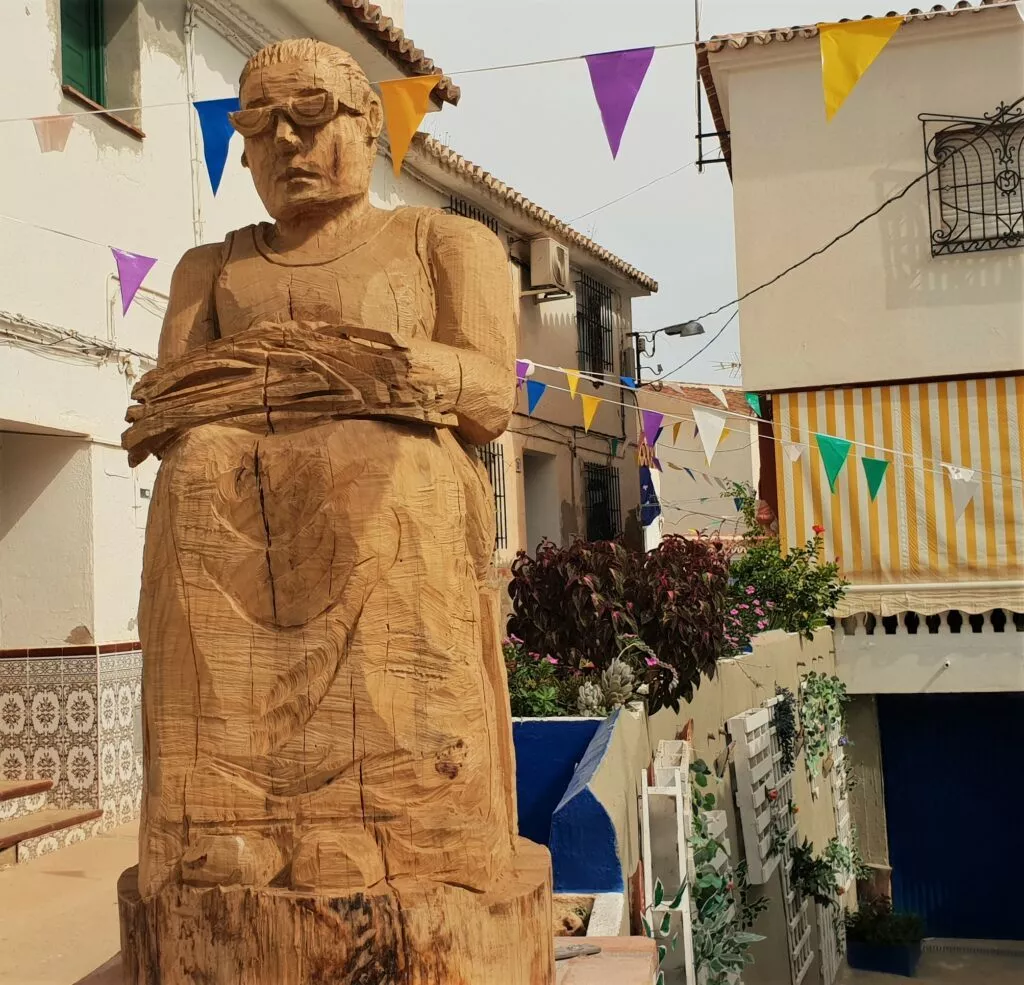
[923, 104, 1024, 255]
[61, 0, 106, 105]
[583, 462, 621, 542]
[476, 441, 508, 550]
[444, 195, 500, 236]
[575, 271, 614, 375]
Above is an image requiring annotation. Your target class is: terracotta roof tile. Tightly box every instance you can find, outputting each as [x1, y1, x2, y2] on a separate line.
[330, 0, 460, 105]
[410, 134, 659, 292]
[699, 0, 1005, 53]
[658, 384, 752, 417]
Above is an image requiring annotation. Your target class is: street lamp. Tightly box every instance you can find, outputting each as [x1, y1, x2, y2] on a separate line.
[627, 320, 706, 386]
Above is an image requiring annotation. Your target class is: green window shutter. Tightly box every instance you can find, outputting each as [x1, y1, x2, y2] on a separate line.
[61, 0, 105, 105]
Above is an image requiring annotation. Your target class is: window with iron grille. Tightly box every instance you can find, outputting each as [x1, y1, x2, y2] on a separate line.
[575, 271, 614, 375]
[444, 195, 500, 235]
[476, 441, 508, 550]
[923, 103, 1024, 255]
[583, 462, 621, 542]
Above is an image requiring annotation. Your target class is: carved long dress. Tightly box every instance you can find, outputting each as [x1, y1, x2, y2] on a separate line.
[125, 208, 518, 896]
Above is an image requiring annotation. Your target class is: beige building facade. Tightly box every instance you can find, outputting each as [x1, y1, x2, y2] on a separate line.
[700, 2, 1024, 940]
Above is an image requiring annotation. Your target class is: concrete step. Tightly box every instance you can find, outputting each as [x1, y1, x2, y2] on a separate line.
[0, 808, 104, 854]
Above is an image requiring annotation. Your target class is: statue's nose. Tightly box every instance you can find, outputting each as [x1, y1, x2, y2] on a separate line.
[273, 114, 302, 148]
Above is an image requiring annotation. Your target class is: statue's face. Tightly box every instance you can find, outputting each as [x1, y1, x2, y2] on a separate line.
[237, 59, 382, 220]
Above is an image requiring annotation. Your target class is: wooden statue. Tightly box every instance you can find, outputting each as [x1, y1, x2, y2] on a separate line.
[117, 40, 553, 985]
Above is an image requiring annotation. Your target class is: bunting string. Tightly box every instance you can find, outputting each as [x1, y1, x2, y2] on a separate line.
[518, 372, 1024, 490]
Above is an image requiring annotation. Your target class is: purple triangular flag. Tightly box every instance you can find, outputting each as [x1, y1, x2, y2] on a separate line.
[111, 248, 157, 314]
[585, 47, 655, 159]
[641, 409, 664, 445]
[515, 359, 531, 389]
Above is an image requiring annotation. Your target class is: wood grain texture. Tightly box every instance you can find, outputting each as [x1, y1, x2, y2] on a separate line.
[119, 39, 551, 984]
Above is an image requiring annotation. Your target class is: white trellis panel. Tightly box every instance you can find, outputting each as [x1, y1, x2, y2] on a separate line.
[640, 740, 697, 985]
[780, 848, 815, 985]
[816, 902, 844, 985]
[727, 707, 781, 884]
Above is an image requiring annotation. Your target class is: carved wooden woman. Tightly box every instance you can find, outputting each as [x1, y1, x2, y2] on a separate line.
[118, 40, 552, 985]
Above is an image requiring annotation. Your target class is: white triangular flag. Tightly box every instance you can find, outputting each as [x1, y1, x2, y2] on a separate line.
[692, 406, 728, 465]
[708, 385, 730, 409]
[783, 441, 804, 464]
[944, 464, 980, 522]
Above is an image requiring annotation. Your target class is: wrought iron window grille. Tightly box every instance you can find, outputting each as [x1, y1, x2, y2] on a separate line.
[575, 271, 615, 376]
[583, 462, 622, 542]
[476, 441, 508, 550]
[443, 195, 500, 235]
[922, 102, 1024, 256]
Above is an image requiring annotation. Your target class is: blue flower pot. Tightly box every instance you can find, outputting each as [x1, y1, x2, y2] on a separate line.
[846, 941, 922, 977]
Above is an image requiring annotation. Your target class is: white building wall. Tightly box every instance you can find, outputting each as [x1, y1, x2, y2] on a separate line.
[0, 0, 446, 649]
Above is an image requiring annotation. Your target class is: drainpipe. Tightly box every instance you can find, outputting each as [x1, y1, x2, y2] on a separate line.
[183, 3, 204, 246]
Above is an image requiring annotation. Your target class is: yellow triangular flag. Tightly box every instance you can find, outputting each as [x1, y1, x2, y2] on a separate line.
[672, 422, 681, 444]
[820, 18, 902, 121]
[722, 427, 731, 440]
[565, 369, 580, 400]
[581, 394, 601, 432]
[378, 75, 442, 175]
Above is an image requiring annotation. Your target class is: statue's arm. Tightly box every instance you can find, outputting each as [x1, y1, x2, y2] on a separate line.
[427, 214, 517, 445]
[156, 244, 222, 366]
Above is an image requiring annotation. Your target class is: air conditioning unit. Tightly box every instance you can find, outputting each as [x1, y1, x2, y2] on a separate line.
[529, 237, 570, 293]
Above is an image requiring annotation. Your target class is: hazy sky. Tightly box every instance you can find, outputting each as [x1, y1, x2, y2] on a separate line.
[406, 0, 903, 384]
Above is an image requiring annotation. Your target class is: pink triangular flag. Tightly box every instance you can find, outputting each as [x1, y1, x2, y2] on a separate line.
[32, 115, 74, 153]
[111, 248, 158, 314]
[584, 47, 655, 158]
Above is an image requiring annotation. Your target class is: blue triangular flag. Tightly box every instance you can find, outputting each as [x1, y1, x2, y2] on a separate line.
[620, 376, 637, 389]
[526, 379, 548, 415]
[194, 97, 240, 195]
[734, 498, 744, 512]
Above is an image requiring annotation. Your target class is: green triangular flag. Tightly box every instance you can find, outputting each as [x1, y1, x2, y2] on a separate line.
[745, 392, 762, 417]
[610, 438, 620, 458]
[861, 456, 889, 502]
[815, 433, 853, 493]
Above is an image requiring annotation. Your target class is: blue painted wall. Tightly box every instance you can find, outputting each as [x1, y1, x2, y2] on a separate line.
[550, 712, 623, 893]
[512, 718, 601, 846]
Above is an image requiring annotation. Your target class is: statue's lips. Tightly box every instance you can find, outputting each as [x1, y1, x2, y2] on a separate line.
[279, 166, 321, 182]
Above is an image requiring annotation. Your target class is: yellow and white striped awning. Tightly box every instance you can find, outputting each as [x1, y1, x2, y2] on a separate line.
[774, 375, 1024, 615]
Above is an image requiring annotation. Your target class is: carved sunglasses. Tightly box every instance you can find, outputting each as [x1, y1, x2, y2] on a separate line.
[228, 92, 361, 137]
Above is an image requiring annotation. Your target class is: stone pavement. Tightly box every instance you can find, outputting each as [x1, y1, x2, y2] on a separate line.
[2, 820, 657, 985]
[0, 823, 137, 985]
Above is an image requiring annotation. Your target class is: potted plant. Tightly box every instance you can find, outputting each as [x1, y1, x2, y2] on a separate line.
[845, 896, 925, 977]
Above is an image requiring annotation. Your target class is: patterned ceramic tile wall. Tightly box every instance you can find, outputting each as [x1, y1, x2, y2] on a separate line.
[0, 654, 100, 811]
[98, 650, 144, 831]
[1, 648, 143, 835]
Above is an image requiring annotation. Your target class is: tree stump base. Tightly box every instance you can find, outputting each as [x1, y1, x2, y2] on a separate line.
[117, 838, 554, 985]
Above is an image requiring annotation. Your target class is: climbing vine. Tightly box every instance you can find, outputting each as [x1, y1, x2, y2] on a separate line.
[799, 672, 848, 777]
[773, 686, 798, 776]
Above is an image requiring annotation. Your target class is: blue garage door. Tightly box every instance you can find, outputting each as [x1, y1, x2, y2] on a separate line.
[877, 692, 1024, 940]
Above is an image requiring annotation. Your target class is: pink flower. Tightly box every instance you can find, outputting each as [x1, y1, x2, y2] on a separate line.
[645, 657, 659, 667]
[730, 608, 739, 616]
[545, 656, 559, 665]
[745, 586, 756, 596]
[755, 608, 764, 616]
[812, 524, 825, 535]
[757, 620, 767, 630]
[739, 604, 748, 610]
